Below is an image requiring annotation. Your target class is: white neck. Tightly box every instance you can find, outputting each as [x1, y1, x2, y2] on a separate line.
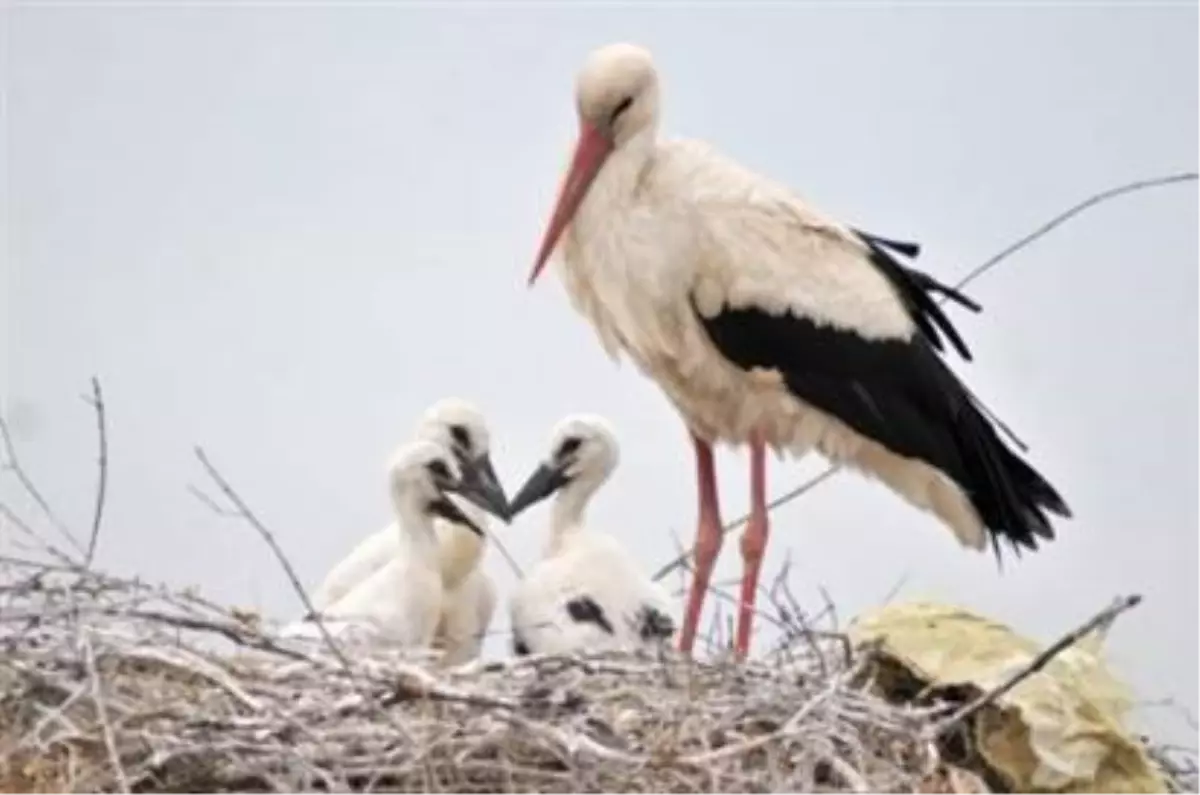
[391, 492, 441, 564]
[545, 469, 608, 557]
[436, 506, 487, 588]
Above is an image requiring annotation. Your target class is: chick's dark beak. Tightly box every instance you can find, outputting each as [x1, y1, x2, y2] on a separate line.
[507, 461, 571, 519]
[454, 453, 511, 522]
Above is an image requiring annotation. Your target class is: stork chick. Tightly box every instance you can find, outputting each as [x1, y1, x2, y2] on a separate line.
[306, 399, 508, 663]
[304, 439, 500, 649]
[506, 415, 675, 656]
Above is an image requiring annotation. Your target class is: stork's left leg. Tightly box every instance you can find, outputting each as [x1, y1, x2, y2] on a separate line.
[734, 430, 769, 659]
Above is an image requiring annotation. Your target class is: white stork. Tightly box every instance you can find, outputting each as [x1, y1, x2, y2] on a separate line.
[525, 43, 1071, 659]
[297, 400, 510, 661]
[504, 415, 675, 656]
[293, 438, 505, 649]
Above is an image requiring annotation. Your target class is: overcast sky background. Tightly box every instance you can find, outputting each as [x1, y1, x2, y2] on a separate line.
[3, 3, 1196, 745]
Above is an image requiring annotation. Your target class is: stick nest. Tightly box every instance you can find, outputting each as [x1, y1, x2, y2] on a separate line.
[0, 565, 1191, 794]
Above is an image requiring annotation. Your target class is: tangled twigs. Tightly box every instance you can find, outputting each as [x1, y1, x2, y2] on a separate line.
[0, 564, 928, 793]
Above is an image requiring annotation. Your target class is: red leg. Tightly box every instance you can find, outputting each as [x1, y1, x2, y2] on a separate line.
[734, 431, 769, 660]
[678, 432, 723, 655]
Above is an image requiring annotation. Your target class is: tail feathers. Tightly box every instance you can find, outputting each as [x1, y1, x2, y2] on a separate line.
[955, 405, 1071, 559]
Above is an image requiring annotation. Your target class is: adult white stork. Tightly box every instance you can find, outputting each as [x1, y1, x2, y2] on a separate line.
[525, 43, 1071, 658]
[504, 415, 675, 656]
[293, 438, 505, 649]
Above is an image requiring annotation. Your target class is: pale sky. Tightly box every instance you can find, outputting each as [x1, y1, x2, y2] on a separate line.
[3, 3, 1197, 746]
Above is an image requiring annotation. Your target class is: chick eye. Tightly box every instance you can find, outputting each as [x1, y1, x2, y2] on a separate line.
[610, 96, 633, 124]
[427, 460, 452, 481]
[448, 424, 471, 450]
[556, 436, 582, 460]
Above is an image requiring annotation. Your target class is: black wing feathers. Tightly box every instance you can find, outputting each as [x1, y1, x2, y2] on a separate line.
[694, 296, 1070, 558]
[850, 228, 980, 361]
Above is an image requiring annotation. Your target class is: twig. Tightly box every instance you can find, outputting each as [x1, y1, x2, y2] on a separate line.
[0, 501, 78, 567]
[0, 412, 84, 559]
[192, 447, 355, 676]
[927, 593, 1144, 736]
[81, 632, 131, 793]
[652, 171, 1199, 584]
[82, 377, 108, 569]
[185, 483, 239, 517]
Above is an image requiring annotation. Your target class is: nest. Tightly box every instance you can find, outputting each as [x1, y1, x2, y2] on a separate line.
[0, 562, 931, 793]
[0, 562, 1192, 794]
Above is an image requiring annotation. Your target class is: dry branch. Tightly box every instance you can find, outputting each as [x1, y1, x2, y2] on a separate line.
[82, 377, 109, 570]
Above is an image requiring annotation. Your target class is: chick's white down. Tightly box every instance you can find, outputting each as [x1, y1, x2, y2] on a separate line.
[297, 400, 499, 663]
[508, 415, 676, 655]
[301, 439, 470, 648]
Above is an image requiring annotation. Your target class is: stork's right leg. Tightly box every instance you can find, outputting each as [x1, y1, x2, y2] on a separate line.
[678, 432, 723, 655]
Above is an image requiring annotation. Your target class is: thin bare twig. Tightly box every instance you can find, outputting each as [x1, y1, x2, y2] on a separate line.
[0, 412, 84, 559]
[192, 447, 355, 675]
[81, 633, 131, 793]
[0, 501, 78, 567]
[652, 171, 1198, 584]
[82, 377, 108, 569]
[927, 593, 1144, 735]
[185, 483, 239, 517]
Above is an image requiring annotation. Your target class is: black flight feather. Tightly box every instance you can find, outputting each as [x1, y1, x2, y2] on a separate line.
[849, 228, 981, 361]
[694, 299, 1070, 559]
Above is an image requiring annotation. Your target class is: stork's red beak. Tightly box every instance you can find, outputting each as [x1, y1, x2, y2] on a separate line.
[528, 122, 613, 286]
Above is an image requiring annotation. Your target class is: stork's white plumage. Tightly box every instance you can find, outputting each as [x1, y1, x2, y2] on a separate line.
[291, 439, 498, 649]
[435, 566, 498, 665]
[504, 415, 675, 656]
[302, 399, 508, 663]
[526, 43, 1071, 658]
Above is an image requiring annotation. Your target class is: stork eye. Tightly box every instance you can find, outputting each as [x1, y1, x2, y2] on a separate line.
[556, 437, 583, 460]
[448, 424, 471, 450]
[426, 460, 453, 481]
[610, 96, 633, 124]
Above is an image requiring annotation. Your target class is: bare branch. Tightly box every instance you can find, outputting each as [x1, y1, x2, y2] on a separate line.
[1, 500, 78, 567]
[185, 483, 239, 517]
[0, 410, 84, 559]
[82, 377, 108, 569]
[652, 171, 1199, 584]
[191, 446, 356, 676]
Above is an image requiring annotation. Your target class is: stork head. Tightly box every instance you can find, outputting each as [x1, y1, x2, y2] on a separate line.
[387, 440, 489, 536]
[507, 414, 620, 518]
[415, 398, 511, 521]
[528, 43, 660, 286]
